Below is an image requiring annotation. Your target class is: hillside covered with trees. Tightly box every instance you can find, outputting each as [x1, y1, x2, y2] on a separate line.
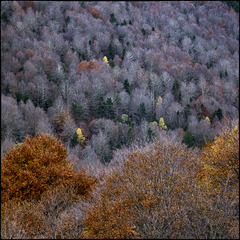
[1, 1, 239, 239]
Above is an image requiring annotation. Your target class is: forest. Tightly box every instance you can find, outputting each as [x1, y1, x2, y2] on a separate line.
[1, 1, 239, 239]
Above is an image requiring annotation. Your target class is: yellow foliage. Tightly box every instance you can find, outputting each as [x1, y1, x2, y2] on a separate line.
[159, 117, 167, 130]
[198, 123, 239, 193]
[205, 116, 210, 122]
[156, 96, 162, 106]
[103, 56, 109, 65]
[76, 128, 86, 144]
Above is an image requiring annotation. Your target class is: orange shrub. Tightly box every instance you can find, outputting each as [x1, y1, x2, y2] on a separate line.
[198, 122, 239, 192]
[81, 142, 201, 239]
[90, 7, 101, 19]
[77, 59, 100, 72]
[1, 133, 97, 204]
[82, 132, 239, 239]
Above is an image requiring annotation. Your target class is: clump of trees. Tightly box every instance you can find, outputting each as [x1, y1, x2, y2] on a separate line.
[1, 123, 238, 239]
[1, 133, 97, 238]
[82, 123, 239, 239]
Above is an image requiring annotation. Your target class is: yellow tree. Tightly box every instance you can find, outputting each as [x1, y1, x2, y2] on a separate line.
[197, 122, 239, 238]
[103, 56, 109, 65]
[76, 128, 86, 144]
[159, 117, 167, 130]
[198, 122, 239, 193]
[205, 116, 210, 122]
[156, 96, 162, 106]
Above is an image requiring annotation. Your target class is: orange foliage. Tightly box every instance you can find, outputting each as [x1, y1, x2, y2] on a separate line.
[1, 133, 98, 238]
[132, 1, 141, 8]
[81, 143, 202, 239]
[1, 133, 97, 204]
[208, 29, 213, 36]
[24, 49, 35, 58]
[77, 60, 100, 72]
[198, 123, 239, 193]
[82, 132, 239, 239]
[230, 8, 236, 14]
[90, 7, 101, 19]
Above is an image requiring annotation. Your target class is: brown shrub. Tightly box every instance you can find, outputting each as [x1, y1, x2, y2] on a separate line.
[1, 133, 97, 204]
[1, 133, 98, 238]
[1, 184, 93, 239]
[81, 134, 239, 239]
[77, 60, 100, 72]
[90, 7, 101, 19]
[22, 1, 35, 12]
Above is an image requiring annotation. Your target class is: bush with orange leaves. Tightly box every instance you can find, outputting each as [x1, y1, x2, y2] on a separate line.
[90, 7, 101, 19]
[198, 122, 239, 192]
[81, 142, 199, 239]
[1, 133, 98, 238]
[77, 59, 100, 72]
[197, 122, 239, 238]
[81, 125, 239, 239]
[1, 133, 97, 204]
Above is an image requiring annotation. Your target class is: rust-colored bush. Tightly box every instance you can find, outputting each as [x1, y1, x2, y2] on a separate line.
[77, 59, 100, 72]
[81, 132, 239, 239]
[198, 123, 239, 193]
[81, 143, 200, 239]
[1, 133, 97, 204]
[90, 7, 101, 19]
[24, 49, 35, 58]
[22, 1, 35, 12]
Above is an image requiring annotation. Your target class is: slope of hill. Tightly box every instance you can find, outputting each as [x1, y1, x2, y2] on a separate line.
[1, 1, 239, 238]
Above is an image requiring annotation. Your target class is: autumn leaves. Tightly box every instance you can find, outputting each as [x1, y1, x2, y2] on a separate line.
[1, 123, 239, 238]
[83, 123, 239, 239]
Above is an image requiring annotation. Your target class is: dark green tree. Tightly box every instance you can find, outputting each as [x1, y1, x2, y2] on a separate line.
[110, 13, 117, 23]
[109, 59, 115, 68]
[97, 98, 114, 119]
[72, 103, 84, 121]
[1, 10, 9, 23]
[213, 108, 223, 121]
[70, 132, 79, 148]
[184, 104, 190, 119]
[172, 79, 182, 102]
[183, 131, 195, 148]
[147, 127, 155, 141]
[123, 79, 131, 95]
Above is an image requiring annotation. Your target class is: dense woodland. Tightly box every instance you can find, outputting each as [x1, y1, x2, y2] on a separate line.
[1, 1, 239, 239]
